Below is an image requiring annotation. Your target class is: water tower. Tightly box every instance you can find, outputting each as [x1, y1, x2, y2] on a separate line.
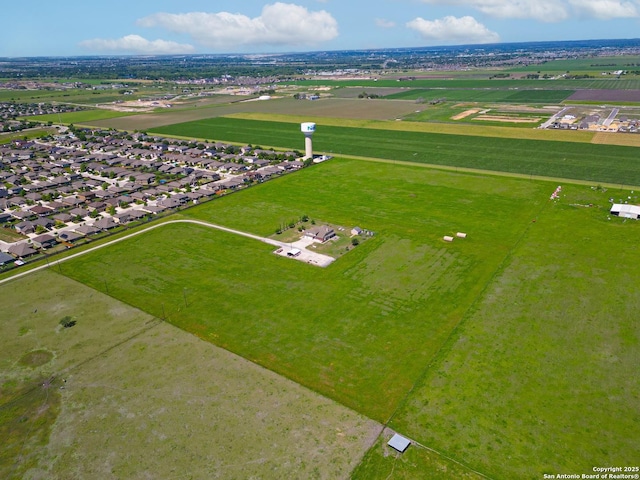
[301, 122, 316, 159]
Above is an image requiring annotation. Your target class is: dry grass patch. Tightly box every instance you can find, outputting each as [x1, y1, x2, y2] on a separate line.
[1, 271, 381, 479]
[591, 131, 640, 147]
[475, 115, 541, 123]
[451, 109, 480, 120]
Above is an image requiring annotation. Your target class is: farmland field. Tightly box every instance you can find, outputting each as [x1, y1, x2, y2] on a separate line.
[1, 154, 638, 478]
[89, 97, 423, 131]
[35, 158, 640, 479]
[150, 116, 640, 186]
[0, 270, 380, 479]
[59, 161, 548, 421]
[385, 89, 574, 103]
[226, 111, 598, 143]
[566, 89, 640, 103]
[285, 78, 640, 90]
[389, 184, 640, 479]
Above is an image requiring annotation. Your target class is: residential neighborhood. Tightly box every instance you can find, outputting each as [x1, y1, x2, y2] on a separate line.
[0, 127, 308, 269]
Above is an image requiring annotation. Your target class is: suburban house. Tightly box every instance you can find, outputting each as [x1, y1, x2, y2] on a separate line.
[0, 252, 14, 265]
[8, 243, 37, 258]
[31, 234, 58, 249]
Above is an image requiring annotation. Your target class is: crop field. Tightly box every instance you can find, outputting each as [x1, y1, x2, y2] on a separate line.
[0, 270, 380, 479]
[507, 55, 640, 73]
[150, 116, 640, 186]
[91, 97, 422, 131]
[23, 158, 639, 479]
[566, 89, 640, 103]
[285, 78, 640, 90]
[385, 89, 574, 103]
[0, 84, 169, 106]
[227, 111, 593, 143]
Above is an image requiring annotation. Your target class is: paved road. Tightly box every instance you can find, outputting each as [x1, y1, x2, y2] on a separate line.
[0, 219, 331, 286]
[539, 107, 570, 129]
[603, 108, 620, 127]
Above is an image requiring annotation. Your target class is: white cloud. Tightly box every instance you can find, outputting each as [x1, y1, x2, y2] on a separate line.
[568, 0, 639, 19]
[407, 15, 500, 44]
[79, 35, 195, 54]
[375, 18, 397, 28]
[419, 0, 569, 21]
[419, 0, 640, 21]
[138, 3, 338, 50]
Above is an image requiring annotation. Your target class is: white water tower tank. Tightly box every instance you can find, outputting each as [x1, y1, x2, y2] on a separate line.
[301, 122, 316, 159]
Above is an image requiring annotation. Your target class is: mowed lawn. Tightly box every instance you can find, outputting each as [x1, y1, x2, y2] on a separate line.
[0, 271, 380, 479]
[389, 185, 640, 479]
[60, 160, 548, 422]
[150, 117, 640, 186]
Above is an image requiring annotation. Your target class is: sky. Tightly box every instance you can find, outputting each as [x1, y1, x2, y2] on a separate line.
[2, 0, 640, 57]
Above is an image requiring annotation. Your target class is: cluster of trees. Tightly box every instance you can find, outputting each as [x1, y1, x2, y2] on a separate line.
[275, 214, 311, 235]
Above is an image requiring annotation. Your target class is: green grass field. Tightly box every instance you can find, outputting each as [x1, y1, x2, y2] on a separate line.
[150, 117, 640, 186]
[506, 55, 640, 74]
[60, 161, 548, 421]
[26, 109, 137, 124]
[0, 270, 380, 479]
[389, 185, 640, 479]
[1, 156, 638, 478]
[385, 89, 574, 103]
[0, 127, 56, 145]
[50, 159, 640, 479]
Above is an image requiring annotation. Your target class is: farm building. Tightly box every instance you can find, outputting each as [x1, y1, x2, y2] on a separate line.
[610, 204, 640, 219]
[387, 434, 411, 453]
[304, 226, 336, 243]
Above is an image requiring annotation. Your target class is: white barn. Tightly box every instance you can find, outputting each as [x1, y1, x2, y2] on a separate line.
[610, 204, 640, 219]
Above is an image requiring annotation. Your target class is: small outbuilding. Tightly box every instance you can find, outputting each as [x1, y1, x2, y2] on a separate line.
[388, 434, 411, 453]
[610, 203, 640, 219]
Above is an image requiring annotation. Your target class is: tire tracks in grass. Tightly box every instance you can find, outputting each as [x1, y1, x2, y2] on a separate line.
[377, 195, 553, 480]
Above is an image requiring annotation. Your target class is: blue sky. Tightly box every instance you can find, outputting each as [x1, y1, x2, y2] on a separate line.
[2, 0, 640, 57]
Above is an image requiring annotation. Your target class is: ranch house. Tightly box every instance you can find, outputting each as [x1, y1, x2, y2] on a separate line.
[304, 226, 336, 243]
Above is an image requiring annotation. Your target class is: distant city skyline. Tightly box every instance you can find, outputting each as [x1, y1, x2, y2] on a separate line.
[2, 0, 640, 57]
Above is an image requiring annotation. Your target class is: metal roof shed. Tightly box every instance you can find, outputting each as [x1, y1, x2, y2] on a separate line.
[388, 434, 411, 453]
[610, 204, 640, 219]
